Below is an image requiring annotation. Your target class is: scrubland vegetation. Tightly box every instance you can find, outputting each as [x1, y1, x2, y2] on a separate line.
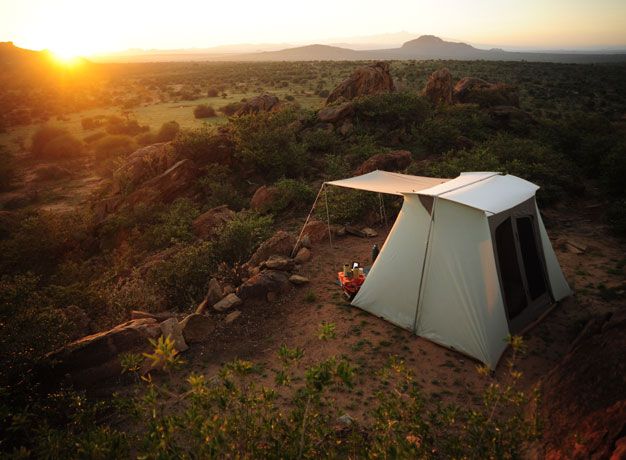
[0, 58, 625, 457]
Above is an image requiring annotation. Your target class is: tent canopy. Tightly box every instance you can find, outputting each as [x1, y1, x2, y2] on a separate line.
[326, 170, 539, 215]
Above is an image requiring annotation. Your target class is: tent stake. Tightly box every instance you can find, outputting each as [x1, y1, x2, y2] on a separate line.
[291, 182, 325, 257]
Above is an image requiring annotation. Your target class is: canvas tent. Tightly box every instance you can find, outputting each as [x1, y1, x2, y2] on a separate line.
[323, 170, 571, 368]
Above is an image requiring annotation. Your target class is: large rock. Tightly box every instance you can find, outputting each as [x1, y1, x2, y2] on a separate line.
[317, 102, 355, 123]
[263, 255, 295, 271]
[180, 314, 216, 343]
[206, 278, 223, 306]
[235, 94, 280, 116]
[250, 185, 280, 213]
[42, 318, 160, 387]
[192, 205, 235, 239]
[421, 68, 453, 105]
[237, 270, 290, 301]
[539, 310, 626, 459]
[354, 150, 412, 176]
[453, 77, 519, 108]
[486, 105, 536, 130]
[326, 62, 395, 104]
[302, 219, 330, 243]
[160, 318, 188, 352]
[294, 247, 311, 264]
[112, 143, 177, 195]
[123, 159, 198, 208]
[248, 231, 297, 266]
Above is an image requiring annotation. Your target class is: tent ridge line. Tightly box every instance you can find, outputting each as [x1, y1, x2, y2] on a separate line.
[429, 172, 501, 198]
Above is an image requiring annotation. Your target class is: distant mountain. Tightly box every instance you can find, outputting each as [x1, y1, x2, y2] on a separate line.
[397, 35, 484, 58]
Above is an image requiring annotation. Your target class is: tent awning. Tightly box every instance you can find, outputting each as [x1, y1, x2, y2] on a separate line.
[325, 170, 449, 195]
[326, 171, 540, 215]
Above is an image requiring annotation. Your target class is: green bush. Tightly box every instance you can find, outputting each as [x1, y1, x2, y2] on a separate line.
[220, 102, 243, 116]
[93, 135, 136, 165]
[269, 178, 315, 213]
[231, 108, 307, 178]
[156, 120, 180, 142]
[104, 116, 149, 136]
[172, 126, 233, 165]
[214, 212, 273, 265]
[147, 241, 217, 309]
[194, 104, 217, 119]
[144, 199, 200, 250]
[353, 92, 431, 129]
[196, 165, 247, 210]
[31, 126, 83, 159]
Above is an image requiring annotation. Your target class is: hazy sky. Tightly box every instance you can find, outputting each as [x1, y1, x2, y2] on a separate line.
[2, 0, 625, 56]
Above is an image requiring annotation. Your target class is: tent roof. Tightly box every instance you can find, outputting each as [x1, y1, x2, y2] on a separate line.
[325, 170, 449, 196]
[326, 171, 539, 214]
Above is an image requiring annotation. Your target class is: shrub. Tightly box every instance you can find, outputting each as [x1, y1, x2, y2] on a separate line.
[353, 92, 431, 129]
[93, 135, 136, 164]
[83, 131, 107, 143]
[105, 116, 149, 136]
[270, 178, 315, 213]
[196, 165, 246, 210]
[214, 212, 273, 265]
[231, 108, 308, 178]
[156, 120, 180, 142]
[172, 126, 233, 165]
[135, 131, 157, 146]
[194, 104, 217, 119]
[144, 199, 200, 250]
[207, 88, 219, 97]
[0, 147, 15, 191]
[80, 117, 101, 130]
[147, 241, 217, 309]
[31, 126, 83, 159]
[219, 102, 243, 116]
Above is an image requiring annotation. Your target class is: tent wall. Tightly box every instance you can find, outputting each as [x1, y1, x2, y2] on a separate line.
[535, 204, 572, 301]
[351, 195, 431, 330]
[415, 199, 509, 368]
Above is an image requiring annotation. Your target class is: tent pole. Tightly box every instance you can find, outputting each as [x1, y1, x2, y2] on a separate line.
[378, 193, 388, 228]
[324, 184, 333, 249]
[412, 196, 437, 334]
[291, 182, 326, 257]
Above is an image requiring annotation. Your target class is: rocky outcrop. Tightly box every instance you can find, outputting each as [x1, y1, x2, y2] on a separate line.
[192, 205, 235, 239]
[42, 318, 160, 387]
[235, 94, 280, 116]
[250, 185, 280, 212]
[111, 143, 177, 195]
[262, 255, 295, 271]
[248, 231, 297, 266]
[123, 159, 198, 208]
[326, 62, 395, 104]
[160, 317, 188, 352]
[539, 310, 626, 459]
[421, 68, 453, 105]
[237, 270, 290, 301]
[317, 102, 355, 123]
[453, 77, 519, 108]
[354, 150, 412, 176]
[486, 105, 536, 130]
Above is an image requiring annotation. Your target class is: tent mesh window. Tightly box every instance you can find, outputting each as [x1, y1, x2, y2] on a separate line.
[495, 218, 527, 320]
[516, 216, 548, 301]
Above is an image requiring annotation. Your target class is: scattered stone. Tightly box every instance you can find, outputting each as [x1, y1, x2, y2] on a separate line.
[266, 291, 279, 302]
[339, 120, 354, 136]
[317, 101, 354, 123]
[362, 227, 378, 237]
[345, 225, 367, 238]
[327, 62, 395, 104]
[334, 226, 347, 237]
[289, 274, 310, 285]
[264, 255, 295, 271]
[160, 318, 188, 352]
[354, 150, 412, 176]
[337, 414, 355, 426]
[302, 219, 330, 243]
[237, 270, 290, 301]
[235, 94, 280, 116]
[224, 310, 241, 324]
[421, 68, 453, 105]
[206, 278, 223, 306]
[213, 293, 243, 312]
[300, 235, 312, 249]
[192, 205, 235, 239]
[248, 231, 297, 266]
[180, 313, 216, 343]
[294, 247, 311, 263]
[195, 298, 209, 315]
[222, 284, 235, 295]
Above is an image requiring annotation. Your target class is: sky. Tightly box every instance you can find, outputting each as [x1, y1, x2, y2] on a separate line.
[1, 0, 625, 57]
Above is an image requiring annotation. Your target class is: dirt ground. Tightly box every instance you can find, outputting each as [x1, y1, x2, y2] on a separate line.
[165, 191, 625, 422]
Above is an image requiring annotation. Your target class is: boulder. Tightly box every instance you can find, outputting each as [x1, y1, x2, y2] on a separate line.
[539, 310, 626, 459]
[421, 68, 453, 105]
[235, 94, 280, 116]
[248, 231, 297, 266]
[213, 293, 243, 312]
[294, 247, 311, 264]
[317, 102, 354, 123]
[111, 143, 177, 195]
[123, 159, 198, 208]
[354, 150, 412, 176]
[302, 219, 329, 243]
[486, 105, 536, 129]
[160, 318, 188, 352]
[339, 120, 354, 136]
[453, 77, 519, 108]
[206, 278, 223, 306]
[192, 205, 235, 240]
[327, 62, 395, 104]
[180, 313, 216, 343]
[237, 270, 291, 301]
[263, 255, 295, 271]
[361, 227, 378, 237]
[42, 318, 161, 387]
[289, 274, 310, 285]
[250, 185, 280, 213]
[224, 310, 241, 324]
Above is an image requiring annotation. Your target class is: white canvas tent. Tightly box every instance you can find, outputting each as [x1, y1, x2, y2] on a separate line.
[323, 170, 571, 368]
